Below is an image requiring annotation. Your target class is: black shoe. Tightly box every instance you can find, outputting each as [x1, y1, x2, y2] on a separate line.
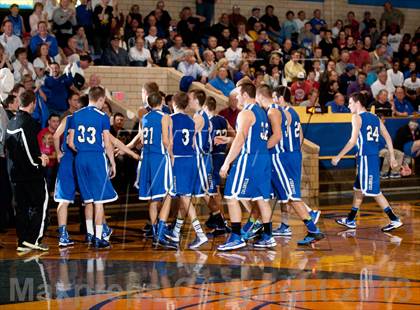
[205, 214, 217, 229]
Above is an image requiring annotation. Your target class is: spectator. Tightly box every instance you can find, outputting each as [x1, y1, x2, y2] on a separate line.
[387, 60, 404, 87]
[44, 0, 59, 21]
[4, 94, 19, 119]
[326, 93, 350, 113]
[299, 22, 315, 53]
[393, 86, 414, 116]
[210, 13, 231, 40]
[12, 48, 36, 83]
[371, 68, 395, 100]
[347, 72, 372, 98]
[319, 29, 334, 57]
[33, 43, 53, 87]
[371, 89, 393, 117]
[128, 37, 152, 67]
[291, 72, 311, 105]
[219, 91, 239, 128]
[233, 60, 251, 84]
[93, 0, 114, 54]
[281, 11, 298, 42]
[207, 67, 234, 96]
[360, 11, 374, 37]
[261, 5, 281, 41]
[380, 1, 404, 31]
[29, 2, 49, 36]
[309, 9, 327, 35]
[394, 121, 420, 162]
[178, 7, 204, 46]
[196, 0, 216, 28]
[388, 25, 403, 54]
[346, 11, 360, 39]
[319, 80, 339, 106]
[102, 35, 130, 66]
[247, 8, 261, 31]
[0, 44, 13, 71]
[42, 62, 75, 115]
[76, 0, 94, 44]
[145, 26, 158, 49]
[177, 49, 207, 83]
[61, 91, 81, 118]
[284, 50, 305, 83]
[83, 74, 113, 103]
[206, 36, 218, 50]
[74, 26, 90, 54]
[225, 38, 242, 70]
[168, 35, 186, 67]
[403, 61, 418, 79]
[0, 20, 23, 60]
[336, 51, 350, 76]
[363, 35, 375, 52]
[264, 65, 282, 90]
[63, 36, 83, 59]
[151, 38, 170, 67]
[52, 0, 77, 48]
[379, 146, 404, 179]
[403, 71, 420, 92]
[294, 10, 308, 33]
[29, 21, 59, 61]
[349, 39, 370, 69]
[379, 34, 394, 61]
[228, 5, 247, 28]
[369, 44, 390, 71]
[331, 19, 343, 38]
[300, 88, 321, 108]
[3, 4, 26, 37]
[110, 112, 129, 143]
[339, 64, 356, 95]
[200, 49, 216, 78]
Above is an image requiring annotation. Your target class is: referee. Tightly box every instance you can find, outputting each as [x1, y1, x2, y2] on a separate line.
[5, 90, 50, 252]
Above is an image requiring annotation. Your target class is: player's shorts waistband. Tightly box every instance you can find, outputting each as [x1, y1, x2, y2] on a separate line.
[173, 155, 194, 158]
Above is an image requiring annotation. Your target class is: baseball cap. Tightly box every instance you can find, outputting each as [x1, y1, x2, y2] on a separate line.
[213, 46, 225, 52]
[297, 72, 305, 79]
[346, 63, 356, 71]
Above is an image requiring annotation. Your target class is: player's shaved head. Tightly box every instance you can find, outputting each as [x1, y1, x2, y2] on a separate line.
[89, 86, 106, 102]
[173, 91, 189, 110]
[147, 92, 162, 108]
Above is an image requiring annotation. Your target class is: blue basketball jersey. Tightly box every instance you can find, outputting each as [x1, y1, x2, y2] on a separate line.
[62, 115, 73, 154]
[195, 110, 211, 154]
[171, 112, 195, 156]
[142, 109, 167, 154]
[146, 104, 171, 114]
[241, 103, 269, 155]
[267, 103, 286, 154]
[357, 112, 380, 156]
[71, 106, 110, 152]
[210, 114, 228, 154]
[282, 106, 301, 153]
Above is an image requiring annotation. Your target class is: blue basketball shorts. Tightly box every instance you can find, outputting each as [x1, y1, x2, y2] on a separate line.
[353, 155, 381, 196]
[74, 152, 118, 203]
[54, 152, 77, 203]
[271, 152, 302, 202]
[224, 152, 271, 201]
[193, 152, 216, 197]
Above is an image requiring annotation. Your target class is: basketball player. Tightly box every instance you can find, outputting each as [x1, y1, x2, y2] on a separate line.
[260, 85, 324, 245]
[137, 92, 177, 249]
[332, 92, 403, 232]
[68, 87, 118, 249]
[167, 92, 209, 249]
[218, 81, 275, 251]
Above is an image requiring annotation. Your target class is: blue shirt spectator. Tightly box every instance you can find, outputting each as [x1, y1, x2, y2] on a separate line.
[326, 93, 350, 113]
[41, 63, 74, 114]
[76, 1, 93, 28]
[393, 87, 415, 116]
[208, 68, 235, 97]
[177, 50, 207, 83]
[309, 9, 327, 34]
[29, 21, 59, 58]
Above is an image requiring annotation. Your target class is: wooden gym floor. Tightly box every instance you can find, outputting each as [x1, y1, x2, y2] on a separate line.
[0, 199, 419, 309]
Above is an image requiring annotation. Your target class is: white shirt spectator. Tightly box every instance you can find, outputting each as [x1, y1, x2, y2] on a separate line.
[168, 46, 186, 62]
[128, 46, 152, 66]
[145, 35, 157, 49]
[12, 60, 36, 82]
[177, 61, 207, 79]
[388, 33, 403, 53]
[403, 77, 420, 91]
[0, 34, 23, 61]
[371, 79, 395, 100]
[294, 18, 308, 32]
[225, 47, 242, 69]
[387, 68, 404, 87]
[44, 0, 58, 20]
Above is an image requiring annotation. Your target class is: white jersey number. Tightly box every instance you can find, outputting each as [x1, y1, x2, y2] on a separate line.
[77, 125, 96, 144]
[260, 122, 269, 141]
[143, 127, 154, 144]
[182, 129, 190, 146]
[366, 125, 379, 142]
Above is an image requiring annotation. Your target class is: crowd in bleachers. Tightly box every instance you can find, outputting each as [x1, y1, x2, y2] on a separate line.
[0, 0, 419, 231]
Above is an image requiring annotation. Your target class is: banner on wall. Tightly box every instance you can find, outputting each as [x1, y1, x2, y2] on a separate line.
[0, 0, 33, 9]
[348, 0, 420, 9]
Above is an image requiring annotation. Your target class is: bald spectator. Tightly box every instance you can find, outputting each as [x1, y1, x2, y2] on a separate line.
[380, 1, 404, 31]
[371, 89, 393, 117]
[369, 44, 390, 71]
[0, 20, 23, 61]
[177, 49, 207, 84]
[326, 93, 350, 113]
[371, 68, 395, 100]
[393, 86, 414, 116]
[129, 37, 152, 67]
[284, 50, 305, 83]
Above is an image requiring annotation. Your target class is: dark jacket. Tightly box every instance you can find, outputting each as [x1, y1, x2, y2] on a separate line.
[101, 47, 129, 66]
[5, 110, 43, 182]
[394, 125, 420, 152]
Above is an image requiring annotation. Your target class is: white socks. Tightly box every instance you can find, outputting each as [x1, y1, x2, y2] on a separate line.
[86, 220, 94, 235]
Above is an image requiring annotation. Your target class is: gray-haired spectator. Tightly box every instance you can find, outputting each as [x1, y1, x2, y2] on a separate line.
[200, 50, 216, 77]
[168, 35, 186, 67]
[177, 49, 207, 84]
[129, 37, 152, 67]
[371, 68, 395, 100]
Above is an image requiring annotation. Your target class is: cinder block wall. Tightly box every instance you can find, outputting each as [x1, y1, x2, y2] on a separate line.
[118, 0, 419, 35]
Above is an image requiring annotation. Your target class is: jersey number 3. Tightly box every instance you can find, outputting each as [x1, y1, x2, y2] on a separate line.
[77, 125, 96, 144]
[366, 125, 379, 142]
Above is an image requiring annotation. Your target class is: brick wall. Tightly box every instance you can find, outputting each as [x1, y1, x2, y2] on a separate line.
[118, 0, 419, 35]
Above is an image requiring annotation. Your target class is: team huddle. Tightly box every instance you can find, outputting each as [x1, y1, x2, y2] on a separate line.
[53, 79, 403, 251]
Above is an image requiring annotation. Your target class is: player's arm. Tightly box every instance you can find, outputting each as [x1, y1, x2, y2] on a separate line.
[332, 114, 361, 166]
[379, 120, 397, 168]
[68, 129, 76, 152]
[53, 116, 67, 162]
[103, 129, 116, 178]
[193, 113, 204, 133]
[267, 108, 282, 149]
[220, 110, 254, 178]
[126, 120, 144, 149]
[110, 134, 140, 160]
[214, 122, 236, 146]
[161, 114, 173, 153]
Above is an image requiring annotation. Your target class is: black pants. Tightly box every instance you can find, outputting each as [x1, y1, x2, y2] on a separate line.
[0, 157, 13, 230]
[11, 179, 49, 246]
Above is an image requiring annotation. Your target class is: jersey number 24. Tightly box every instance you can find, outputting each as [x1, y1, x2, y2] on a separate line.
[366, 125, 379, 142]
